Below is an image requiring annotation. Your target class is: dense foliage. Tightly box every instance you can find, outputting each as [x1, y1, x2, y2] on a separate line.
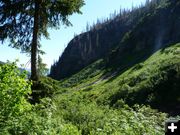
[0, 62, 31, 133]
[58, 43, 180, 115]
[50, 43, 179, 134]
[1, 43, 179, 134]
[0, 63, 81, 134]
[54, 98, 166, 135]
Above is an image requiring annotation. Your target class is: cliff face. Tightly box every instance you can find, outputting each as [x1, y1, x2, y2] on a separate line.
[50, 0, 180, 80]
[50, 14, 139, 79]
[49, 3, 149, 80]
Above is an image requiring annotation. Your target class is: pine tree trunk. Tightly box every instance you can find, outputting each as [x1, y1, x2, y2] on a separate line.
[31, 1, 39, 81]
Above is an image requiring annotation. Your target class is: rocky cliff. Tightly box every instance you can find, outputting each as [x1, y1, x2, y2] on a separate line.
[50, 0, 180, 80]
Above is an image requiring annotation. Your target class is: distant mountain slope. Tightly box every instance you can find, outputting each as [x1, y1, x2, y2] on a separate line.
[50, 0, 180, 80]
[108, 0, 180, 68]
[57, 43, 180, 115]
[50, 0, 164, 80]
[49, 15, 136, 79]
[0, 61, 5, 65]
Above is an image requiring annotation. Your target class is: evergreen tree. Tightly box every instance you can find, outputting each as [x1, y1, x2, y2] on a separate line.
[0, 0, 84, 81]
[37, 54, 49, 76]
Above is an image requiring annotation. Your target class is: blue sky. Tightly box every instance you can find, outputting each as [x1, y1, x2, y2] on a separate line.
[0, 0, 146, 69]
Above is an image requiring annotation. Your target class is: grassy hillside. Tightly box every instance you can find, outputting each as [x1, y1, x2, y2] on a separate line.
[47, 43, 180, 134]
[57, 43, 180, 110]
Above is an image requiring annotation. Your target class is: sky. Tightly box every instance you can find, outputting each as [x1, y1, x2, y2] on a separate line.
[0, 0, 146, 69]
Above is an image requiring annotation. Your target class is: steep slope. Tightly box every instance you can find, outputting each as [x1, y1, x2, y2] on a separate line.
[50, 16, 136, 79]
[51, 43, 179, 134]
[108, 0, 180, 69]
[50, 0, 180, 80]
[50, 0, 163, 80]
[56, 43, 180, 114]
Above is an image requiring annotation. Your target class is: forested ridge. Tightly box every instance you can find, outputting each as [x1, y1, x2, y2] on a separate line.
[50, 0, 180, 80]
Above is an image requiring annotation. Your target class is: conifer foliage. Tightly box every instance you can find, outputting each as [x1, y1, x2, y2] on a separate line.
[0, 0, 84, 81]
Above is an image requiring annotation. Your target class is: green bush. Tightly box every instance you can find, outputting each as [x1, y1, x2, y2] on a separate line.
[31, 77, 60, 103]
[0, 62, 80, 135]
[0, 62, 32, 134]
[54, 93, 166, 135]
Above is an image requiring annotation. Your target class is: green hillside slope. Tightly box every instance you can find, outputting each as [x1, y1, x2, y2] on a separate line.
[50, 0, 180, 80]
[49, 43, 180, 134]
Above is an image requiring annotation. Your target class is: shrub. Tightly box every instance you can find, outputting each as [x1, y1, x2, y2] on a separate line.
[0, 62, 80, 135]
[0, 62, 32, 134]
